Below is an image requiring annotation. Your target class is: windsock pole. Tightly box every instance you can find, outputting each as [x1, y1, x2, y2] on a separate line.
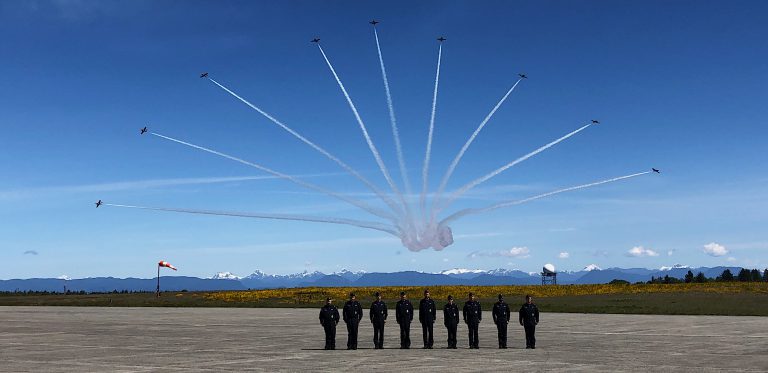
[156, 265, 160, 297]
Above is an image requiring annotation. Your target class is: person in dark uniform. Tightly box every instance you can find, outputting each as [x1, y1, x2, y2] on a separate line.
[342, 292, 363, 350]
[418, 289, 437, 349]
[319, 297, 340, 350]
[519, 294, 540, 349]
[492, 294, 511, 348]
[369, 291, 388, 349]
[395, 291, 414, 349]
[463, 292, 482, 349]
[443, 295, 460, 349]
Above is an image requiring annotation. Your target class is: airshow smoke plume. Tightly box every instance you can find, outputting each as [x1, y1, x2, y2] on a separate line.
[105, 24, 656, 252]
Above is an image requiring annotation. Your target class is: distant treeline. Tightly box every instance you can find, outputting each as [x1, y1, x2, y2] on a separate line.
[609, 268, 768, 285]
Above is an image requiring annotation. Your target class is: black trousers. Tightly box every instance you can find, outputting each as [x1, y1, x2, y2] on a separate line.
[445, 323, 458, 348]
[421, 322, 434, 347]
[399, 322, 411, 348]
[524, 323, 536, 348]
[372, 320, 385, 348]
[346, 320, 359, 349]
[467, 321, 479, 348]
[323, 324, 336, 349]
[496, 321, 508, 347]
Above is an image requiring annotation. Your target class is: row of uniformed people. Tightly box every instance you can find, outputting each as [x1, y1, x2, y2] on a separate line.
[318, 290, 540, 350]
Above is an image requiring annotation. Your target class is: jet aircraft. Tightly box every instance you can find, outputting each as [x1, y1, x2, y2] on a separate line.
[311, 38, 320, 43]
[518, 73, 528, 79]
[437, 36, 446, 42]
[652, 168, 660, 173]
[370, 20, 379, 25]
[200, 72, 208, 78]
[140, 126, 148, 134]
[95, 200, 103, 208]
[591, 120, 600, 124]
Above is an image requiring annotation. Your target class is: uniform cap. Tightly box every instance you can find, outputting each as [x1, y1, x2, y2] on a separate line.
[374, 291, 380, 297]
[498, 294, 503, 300]
[468, 292, 474, 297]
[447, 295, 453, 300]
[400, 291, 406, 296]
[349, 292, 356, 297]
[424, 289, 430, 294]
[326, 297, 332, 301]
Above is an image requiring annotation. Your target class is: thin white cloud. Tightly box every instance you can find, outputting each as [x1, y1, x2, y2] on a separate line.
[626, 246, 660, 257]
[591, 250, 609, 257]
[188, 235, 399, 254]
[454, 232, 506, 239]
[558, 252, 570, 259]
[468, 247, 530, 259]
[667, 250, 675, 256]
[703, 242, 729, 257]
[0, 172, 345, 201]
[23, 250, 39, 255]
[726, 256, 737, 262]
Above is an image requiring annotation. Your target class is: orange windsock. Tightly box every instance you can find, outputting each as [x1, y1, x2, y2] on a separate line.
[158, 261, 177, 271]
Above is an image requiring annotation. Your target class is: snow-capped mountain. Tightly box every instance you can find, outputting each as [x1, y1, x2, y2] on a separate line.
[332, 269, 367, 281]
[243, 270, 269, 280]
[285, 270, 324, 279]
[659, 264, 689, 271]
[438, 268, 540, 280]
[583, 264, 602, 271]
[486, 268, 529, 277]
[439, 268, 487, 275]
[239, 269, 325, 288]
[210, 272, 242, 280]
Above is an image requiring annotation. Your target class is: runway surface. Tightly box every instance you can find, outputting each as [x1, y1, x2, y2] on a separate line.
[1, 307, 766, 372]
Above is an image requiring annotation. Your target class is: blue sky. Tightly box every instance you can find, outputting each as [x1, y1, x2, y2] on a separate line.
[1, 0, 767, 279]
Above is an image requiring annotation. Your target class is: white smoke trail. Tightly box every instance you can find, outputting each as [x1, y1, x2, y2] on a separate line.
[436, 123, 593, 212]
[149, 132, 397, 223]
[316, 45, 410, 216]
[439, 171, 652, 225]
[373, 27, 412, 198]
[432, 77, 524, 215]
[104, 203, 400, 236]
[421, 43, 442, 220]
[207, 77, 404, 217]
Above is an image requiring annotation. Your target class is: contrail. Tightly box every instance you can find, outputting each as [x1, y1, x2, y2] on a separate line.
[316, 45, 411, 217]
[432, 78, 524, 215]
[207, 77, 404, 218]
[149, 132, 397, 223]
[104, 203, 400, 236]
[439, 171, 652, 225]
[436, 122, 593, 213]
[421, 43, 442, 220]
[373, 26, 412, 198]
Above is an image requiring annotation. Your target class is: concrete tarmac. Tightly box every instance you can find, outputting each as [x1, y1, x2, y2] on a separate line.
[1, 307, 766, 372]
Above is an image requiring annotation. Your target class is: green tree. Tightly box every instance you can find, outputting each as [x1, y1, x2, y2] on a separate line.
[763, 269, 768, 282]
[737, 268, 751, 282]
[719, 269, 734, 282]
[694, 272, 707, 283]
[684, 270, 694, 283]
[750, 269, 761, 282]
[609, 279, 630, 285]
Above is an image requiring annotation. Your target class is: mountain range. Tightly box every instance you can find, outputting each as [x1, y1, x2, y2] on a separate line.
[0, 265, 744, 292]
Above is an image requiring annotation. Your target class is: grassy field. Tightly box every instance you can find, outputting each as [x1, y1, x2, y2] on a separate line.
[2, 283, 766, 315]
